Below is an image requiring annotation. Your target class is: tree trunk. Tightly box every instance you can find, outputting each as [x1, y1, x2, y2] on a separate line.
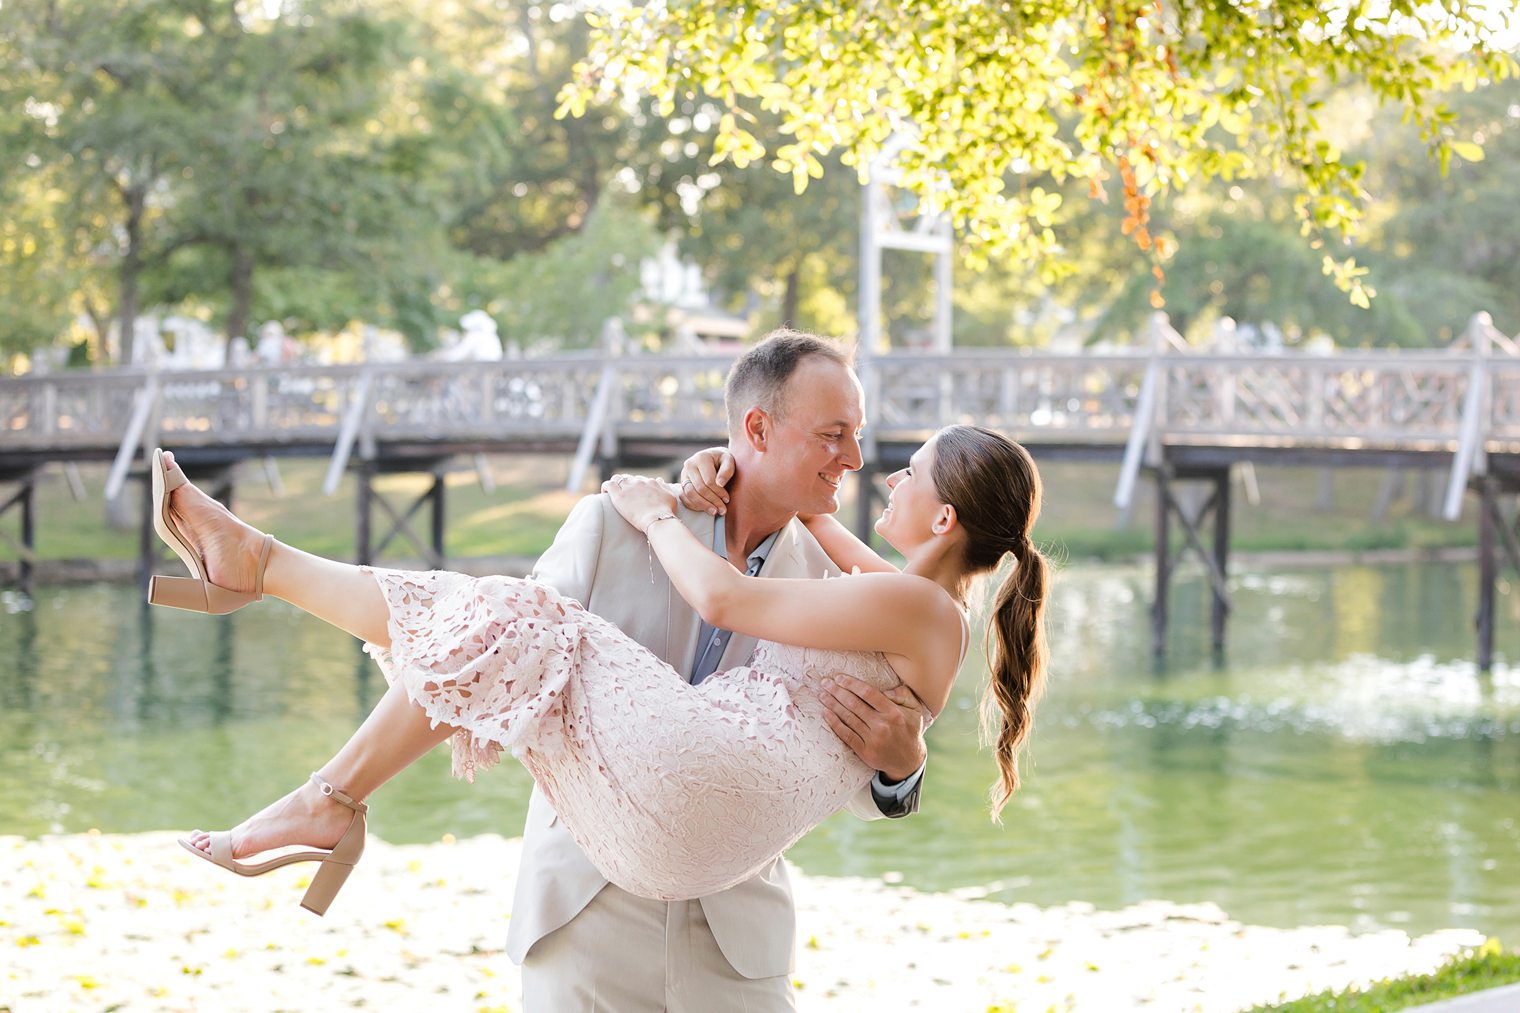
[116, 184, 146, 366]
[781, 264, 800, 327]
[226, 245, 255, 355]
[82, 294, 111, 366]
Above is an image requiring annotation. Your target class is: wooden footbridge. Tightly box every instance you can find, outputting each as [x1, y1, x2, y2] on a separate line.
[6, 313, 1520, 668]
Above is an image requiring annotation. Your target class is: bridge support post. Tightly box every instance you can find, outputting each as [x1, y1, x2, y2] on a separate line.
[139, 473, 154, 594]
[1152, 467, 1170, 657]
[854, 466, 880, 543]
[1471, 474, 1520, 671]
[430, 472, 446, 566]
[0, 467, 39, 595]
[355, 458, 449, 569]
[1477, 477, 1497, 671]
[356, 461, 374, 566]
[1150, 464, 1233, 658]
[1212, 467, 1231, 654]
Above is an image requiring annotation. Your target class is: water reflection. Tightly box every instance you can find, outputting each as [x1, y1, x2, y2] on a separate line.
[0, 562, 1516, 942]
[5, 595, 35, 710]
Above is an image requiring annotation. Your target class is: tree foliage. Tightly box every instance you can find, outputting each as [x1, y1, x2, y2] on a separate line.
[563, 0, 1517, 307]
[0, 0, 668, 364]
[4, 2, 1520, 370]
[1092, 77, 1520, 346]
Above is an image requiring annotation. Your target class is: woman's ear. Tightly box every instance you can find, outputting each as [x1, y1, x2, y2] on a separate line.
[932, 504, 957, 536]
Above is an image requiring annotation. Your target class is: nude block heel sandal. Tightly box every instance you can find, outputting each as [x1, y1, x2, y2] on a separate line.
[177, 773, 369, 917]
[146, 447, 273, 614]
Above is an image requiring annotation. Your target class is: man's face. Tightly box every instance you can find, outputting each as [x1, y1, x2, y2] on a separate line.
[758, 358, 866, 515]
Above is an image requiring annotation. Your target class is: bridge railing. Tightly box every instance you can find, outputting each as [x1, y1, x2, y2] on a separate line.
[0, 369, 146, 447]
[869, 352, 1152, 437]
[7, 332, 1520, 507]
[6, 352, 1516, 451]
[1159, 352, 1478, 446]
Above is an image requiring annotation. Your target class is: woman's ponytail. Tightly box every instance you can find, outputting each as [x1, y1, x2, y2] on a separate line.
[930, 427, 1048, 822]
[982, 540, 1048, 820]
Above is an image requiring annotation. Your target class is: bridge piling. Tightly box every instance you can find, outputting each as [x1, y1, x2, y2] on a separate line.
[855, 466, 881, 541]
[1152, 467, 1170, 657]
[0, 467, 39, 595]
[356, 462, 373, 566]
[355, 457, 450, 569]
[1477, 478, 1497, 671]
[1150, 464, 1233, 658]
[1211, 469, 1232, 655]
[1472, 473, 1520, 671]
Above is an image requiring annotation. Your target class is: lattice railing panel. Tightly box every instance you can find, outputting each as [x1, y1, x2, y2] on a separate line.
[606, 358, 732, 435]
[1487, 365, 1520, 440]
[871, 354, 1148, 435]
[0, 374, 145, 444]
[365, 359, 606, 436]
[1160, 356, 1470, 444]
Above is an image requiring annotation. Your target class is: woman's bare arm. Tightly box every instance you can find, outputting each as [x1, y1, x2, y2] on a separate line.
[799, 514, 898, 575]
[678, 447, 897, 575]
[609, 474, 961, 713]
[649, 521, 959, 712]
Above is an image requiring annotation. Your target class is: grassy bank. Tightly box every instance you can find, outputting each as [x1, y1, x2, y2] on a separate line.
[1245, 939, 1520, 1012]
[16, 455, 1480, 569]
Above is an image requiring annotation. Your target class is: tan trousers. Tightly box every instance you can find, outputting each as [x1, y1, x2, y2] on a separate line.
[521, 884, 796, 1013]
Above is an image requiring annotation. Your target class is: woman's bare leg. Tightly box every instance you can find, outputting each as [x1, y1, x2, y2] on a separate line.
[161, 451, 392, 647]
[162, 453, 459, 858]
[183, 681, 457, 859]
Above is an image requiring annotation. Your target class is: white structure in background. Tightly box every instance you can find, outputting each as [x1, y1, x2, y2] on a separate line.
[226, 335, 252, 367]
[255, 320, 307, 366]
[129, 315, 168, 368]
[641, 242, 707, 308]
[859, 133, 953, 358]
[433, 310, 504, 362]
[360, 324, 409, 363]
[640, 240, 749, 352]
[159, 316, 225, 370]
[1211, 317, 1287, 354]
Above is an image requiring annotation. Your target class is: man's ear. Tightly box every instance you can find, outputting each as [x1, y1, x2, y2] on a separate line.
[742, 407, 771, 452]
[932, 504, 957, 536]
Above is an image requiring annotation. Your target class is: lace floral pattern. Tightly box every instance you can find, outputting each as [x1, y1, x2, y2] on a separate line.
[363, 568, 903, 901]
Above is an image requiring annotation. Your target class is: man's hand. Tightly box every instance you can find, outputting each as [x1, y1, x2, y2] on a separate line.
[818, 674, 928, 781]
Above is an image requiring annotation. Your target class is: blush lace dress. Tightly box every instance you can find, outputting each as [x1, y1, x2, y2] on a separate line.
[361, 567, 908, 901]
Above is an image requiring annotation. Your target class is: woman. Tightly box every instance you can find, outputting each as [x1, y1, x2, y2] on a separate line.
[155, 424, 1047, 915]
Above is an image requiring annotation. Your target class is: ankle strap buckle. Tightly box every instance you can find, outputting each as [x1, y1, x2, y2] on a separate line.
[309, 772, 368, 813]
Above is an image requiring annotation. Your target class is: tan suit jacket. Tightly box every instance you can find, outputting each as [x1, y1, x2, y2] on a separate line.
[505, 494, 886, 978]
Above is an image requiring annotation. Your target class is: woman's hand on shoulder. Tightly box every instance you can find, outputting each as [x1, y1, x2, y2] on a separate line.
[602, 474, 680, 533]
[678, 447, 733, 516]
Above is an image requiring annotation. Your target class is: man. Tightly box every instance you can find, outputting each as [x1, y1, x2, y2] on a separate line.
[508, 330, 929, 1010]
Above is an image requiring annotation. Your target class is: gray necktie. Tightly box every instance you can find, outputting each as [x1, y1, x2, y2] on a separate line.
[689, 553, 765, 685]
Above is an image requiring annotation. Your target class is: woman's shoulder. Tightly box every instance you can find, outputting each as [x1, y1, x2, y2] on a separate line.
[848, 569, 958, 608]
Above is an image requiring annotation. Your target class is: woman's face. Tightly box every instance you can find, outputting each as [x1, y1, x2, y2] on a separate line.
[874, 434, 946, 553]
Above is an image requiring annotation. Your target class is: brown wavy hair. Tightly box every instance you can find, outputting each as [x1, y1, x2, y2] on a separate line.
[930, 425, 1048, 820]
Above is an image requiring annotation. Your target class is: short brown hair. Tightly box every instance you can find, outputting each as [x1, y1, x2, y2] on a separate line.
[724, 328, 853, 435]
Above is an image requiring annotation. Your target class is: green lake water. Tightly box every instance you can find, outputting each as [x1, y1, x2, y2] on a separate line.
[1, 561, 1517, 942]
